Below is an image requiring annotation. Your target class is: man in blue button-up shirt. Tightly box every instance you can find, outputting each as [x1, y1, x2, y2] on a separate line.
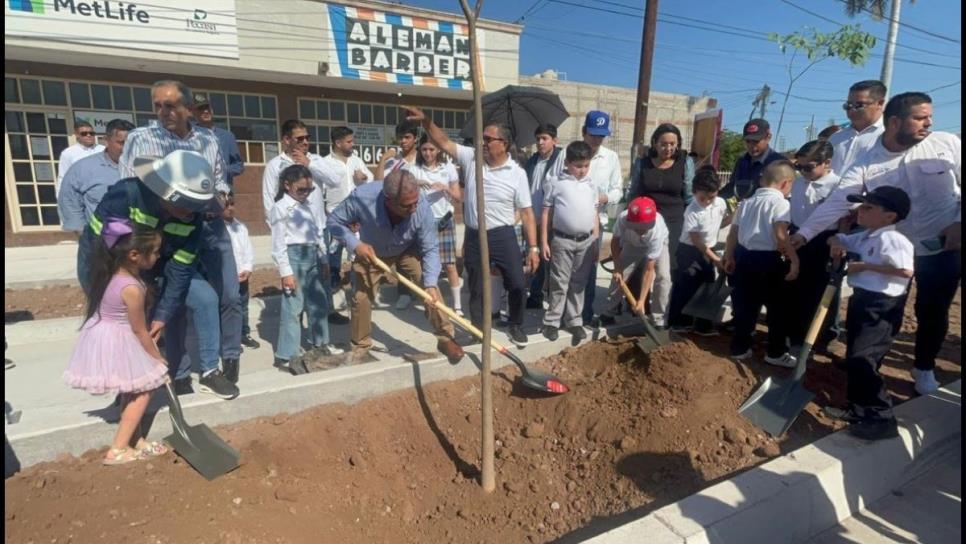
[191, 94, 245, 186]
[327, 170, 464, 362]
[58, 118, 135, 232]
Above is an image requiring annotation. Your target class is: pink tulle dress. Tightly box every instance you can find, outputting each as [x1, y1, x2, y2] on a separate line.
[63, 274, 168, 395]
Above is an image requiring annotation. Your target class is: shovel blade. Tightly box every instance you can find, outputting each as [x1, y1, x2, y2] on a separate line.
[739, 377, 815, 437]
[520, 369, 569, 394]
[683, 277, 732, 323]
[635, 336, 661, 354]
[165, 423, 240, 481]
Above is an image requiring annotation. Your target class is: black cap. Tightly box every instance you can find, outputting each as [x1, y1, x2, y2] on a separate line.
[192, 93, 210, 108]
[743, 119, 770, 141]
[847, 186, 911, 220]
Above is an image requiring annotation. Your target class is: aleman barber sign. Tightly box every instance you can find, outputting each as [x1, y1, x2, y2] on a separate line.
[325, 3, 476, 90]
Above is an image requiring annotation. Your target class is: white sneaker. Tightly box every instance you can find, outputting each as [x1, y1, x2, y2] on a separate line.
[914, 369, 940, 396]
[455, 308, 465, 318]
[395, 294, 412, 310]
[764, 352, 798, 368]
[331, 288, 348, 311]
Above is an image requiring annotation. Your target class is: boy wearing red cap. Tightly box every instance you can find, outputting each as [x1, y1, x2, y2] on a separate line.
[723, 160, 800, 366]
[597, 196, 671, 327]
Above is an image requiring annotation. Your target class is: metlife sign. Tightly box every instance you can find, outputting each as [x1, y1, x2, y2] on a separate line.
[5, 0, 239, 59]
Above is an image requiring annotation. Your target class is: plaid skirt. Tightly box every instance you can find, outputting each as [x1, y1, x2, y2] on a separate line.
[438, 220, 457, 264]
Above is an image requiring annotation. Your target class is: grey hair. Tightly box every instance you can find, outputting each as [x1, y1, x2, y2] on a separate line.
[383, 169, 419, 201]
[152, 80, 194, 107]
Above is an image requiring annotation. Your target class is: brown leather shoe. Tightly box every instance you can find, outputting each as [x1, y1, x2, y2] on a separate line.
[437, 339, 465, 363]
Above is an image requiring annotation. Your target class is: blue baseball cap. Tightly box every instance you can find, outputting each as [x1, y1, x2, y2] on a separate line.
[584, 110, 611, 136]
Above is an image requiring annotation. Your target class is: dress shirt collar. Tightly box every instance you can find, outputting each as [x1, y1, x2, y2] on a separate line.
[862, 223, 897, 241]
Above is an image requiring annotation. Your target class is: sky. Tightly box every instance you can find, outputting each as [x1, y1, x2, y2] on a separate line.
[401, 0, 961, 150]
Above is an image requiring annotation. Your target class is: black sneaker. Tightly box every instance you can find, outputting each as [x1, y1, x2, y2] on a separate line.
[541, 325, 559, 341]
[327, 313, 350, 325]
[568, 326, 587, 342]
[173, 376, 194, 396]
[526, 298, 543, 310]
[241, 335, 261, 349]
[508, 325, 528, 347]
[849, 417, 899, 441]
[596, 315, 616, 327]
[198, 370, 239, 400]
[222, 358, 240, 384]
[822, 406, 863, 423]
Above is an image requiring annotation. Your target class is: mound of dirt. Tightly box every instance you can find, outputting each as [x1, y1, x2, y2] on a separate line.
[4, 293, 960, 543]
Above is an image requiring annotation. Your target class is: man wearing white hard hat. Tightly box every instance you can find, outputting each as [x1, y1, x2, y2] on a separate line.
[77, 149, 240, 400]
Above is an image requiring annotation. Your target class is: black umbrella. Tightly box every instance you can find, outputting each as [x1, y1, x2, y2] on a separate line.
[459, 85, 569, 148]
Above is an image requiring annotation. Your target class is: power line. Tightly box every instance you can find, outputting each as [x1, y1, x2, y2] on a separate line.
[779, 0, 962, 59]
[926, 81, 962, 93]
[832, 0, 961, 44]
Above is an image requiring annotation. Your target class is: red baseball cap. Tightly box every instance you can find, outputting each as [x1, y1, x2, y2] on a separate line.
[626, 196, 657, 225]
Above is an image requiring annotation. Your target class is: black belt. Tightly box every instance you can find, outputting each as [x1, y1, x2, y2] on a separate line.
[553, 229, 591, 242]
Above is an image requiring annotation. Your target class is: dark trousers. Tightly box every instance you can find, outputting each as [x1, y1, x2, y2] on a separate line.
[465, 226, 526, 327]
[668, 244, 715, 331]
[913, 250, 962, 371]
[664, 213, 684, 271]
[581, 231, 604, 323]
[846, 288, 904, 419]
[527, 260, 547, 304]
[240, 279, 251, 337]
[789, 230, 841, 347]
[730, 246, 789, 357]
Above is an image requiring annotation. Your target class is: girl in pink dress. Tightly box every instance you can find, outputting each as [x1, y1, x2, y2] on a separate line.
[64, 218, 170, 465]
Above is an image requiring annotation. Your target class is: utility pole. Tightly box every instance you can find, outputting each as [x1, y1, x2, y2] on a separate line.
[880, 0, 901, 95]
[806, 115, 816, 141]
[750, 84, 771, 120]
[632, 0, 659, 150]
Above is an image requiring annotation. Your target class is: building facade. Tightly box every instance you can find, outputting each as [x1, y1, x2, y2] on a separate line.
[4, 0, 521, 244]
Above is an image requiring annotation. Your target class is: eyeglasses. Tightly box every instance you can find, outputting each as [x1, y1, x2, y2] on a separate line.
[482, 136, 505, 144]
[294, 186, 315, 195]
[294, 135, 311, 143]
[843, 101, 874, 112]
[77, 131, 95, 137]
[795, 163, 818, 173]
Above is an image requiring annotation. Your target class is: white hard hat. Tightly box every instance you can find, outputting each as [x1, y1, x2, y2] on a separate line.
[133, 150, 215, 212]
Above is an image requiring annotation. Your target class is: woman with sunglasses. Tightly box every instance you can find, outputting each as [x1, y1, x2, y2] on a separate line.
[270, 164, 344, 372]
[788, 139, 843, 353]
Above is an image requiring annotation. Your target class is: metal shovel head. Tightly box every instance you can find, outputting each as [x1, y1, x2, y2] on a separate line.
[738, 376, 816, 437]
[683, 276, 732, 323]
[164, 384, 240, 480]
[519, 367, 569, 394]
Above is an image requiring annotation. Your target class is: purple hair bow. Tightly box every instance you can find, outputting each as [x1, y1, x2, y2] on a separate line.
[102, 217, 134, 249]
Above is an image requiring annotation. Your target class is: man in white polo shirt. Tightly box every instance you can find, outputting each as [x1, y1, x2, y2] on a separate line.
[581, 111, 624, 325]
[790, 92, 961, 396]
[828, 80, 887, 175]
[406, 106, 540, 347]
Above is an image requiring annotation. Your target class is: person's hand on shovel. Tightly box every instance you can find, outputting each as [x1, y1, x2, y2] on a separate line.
[422, 286, 442, 309]
[354, 242, 376, 265]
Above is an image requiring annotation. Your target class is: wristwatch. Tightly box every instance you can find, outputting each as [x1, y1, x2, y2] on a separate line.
[528, 246, 541, 253]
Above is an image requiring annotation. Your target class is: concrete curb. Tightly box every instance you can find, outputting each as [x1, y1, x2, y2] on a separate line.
[4, 322, 637, 469]
[581, 380, 963, 544]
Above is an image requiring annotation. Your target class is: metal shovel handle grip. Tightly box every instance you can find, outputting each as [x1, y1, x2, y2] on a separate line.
[367, 255, 512, 354]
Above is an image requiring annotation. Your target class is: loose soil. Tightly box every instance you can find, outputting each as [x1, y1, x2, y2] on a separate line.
[4, 291, 960, 543]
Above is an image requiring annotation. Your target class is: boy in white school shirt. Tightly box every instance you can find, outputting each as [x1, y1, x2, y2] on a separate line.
[723, 160, 800, 366]
[667, 167, 730, 335]
[222, 193, 260, 355]
[824, 186, 914, 441]
[539, 141, 599, 342]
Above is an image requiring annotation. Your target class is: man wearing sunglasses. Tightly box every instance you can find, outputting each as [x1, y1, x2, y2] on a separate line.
[828, 80, 887, 175]
[56, 121, 104, 195]
[191, 94, 245, 187]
